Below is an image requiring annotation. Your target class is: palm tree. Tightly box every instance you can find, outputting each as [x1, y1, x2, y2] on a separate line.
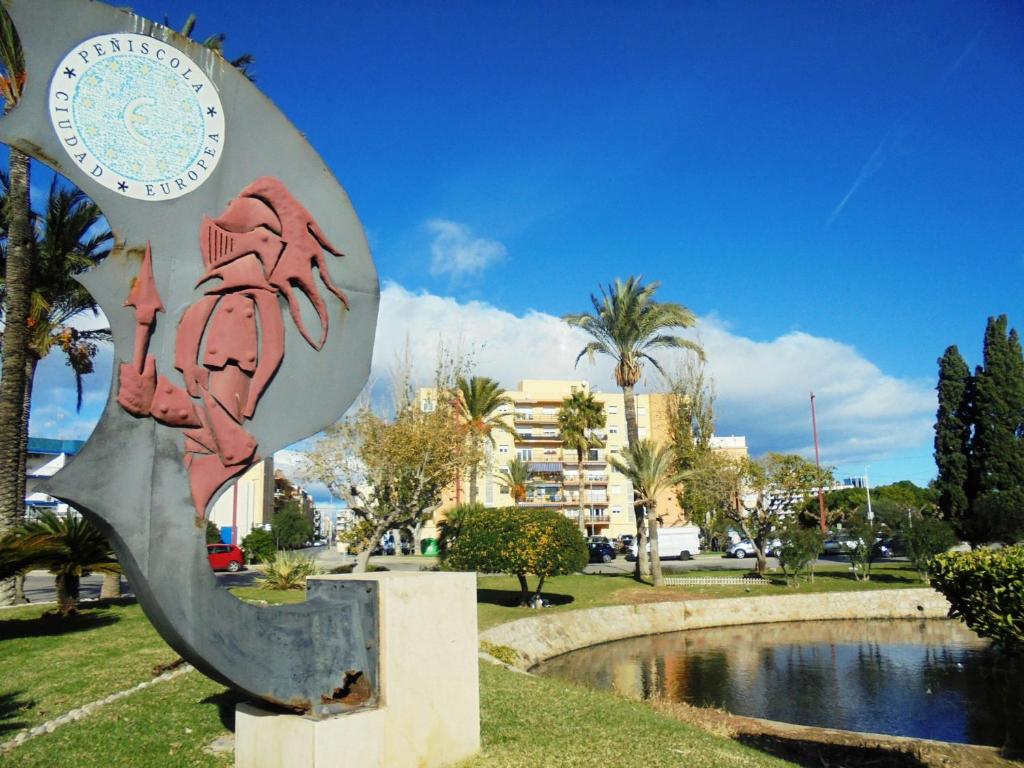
[0, 8, 30, 606]
[497, 457, 532, 507]
[16, 511, 120, 614]
[1, 175, 113, 596]
[173, 13, 256, 80]
[558, 390, 606, 535]
[455, 376, 514, 504]
[609, 440, 686, 587]
[564, 276, 702, 579]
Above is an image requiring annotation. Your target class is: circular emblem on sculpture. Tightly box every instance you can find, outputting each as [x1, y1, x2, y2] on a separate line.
[48, 33, 225, 201]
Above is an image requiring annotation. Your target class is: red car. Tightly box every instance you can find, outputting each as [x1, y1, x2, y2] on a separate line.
[207, 543, 245, 572]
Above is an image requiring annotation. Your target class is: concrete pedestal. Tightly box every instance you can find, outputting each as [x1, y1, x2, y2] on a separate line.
[235, 572, 480, 768]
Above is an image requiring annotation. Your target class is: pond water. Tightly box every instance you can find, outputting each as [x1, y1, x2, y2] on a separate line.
[534, 619, 1023, 746]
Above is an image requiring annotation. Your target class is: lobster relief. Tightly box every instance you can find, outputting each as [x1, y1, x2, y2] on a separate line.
[117, 177, 348, 518]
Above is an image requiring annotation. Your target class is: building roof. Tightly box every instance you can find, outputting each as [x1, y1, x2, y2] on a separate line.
[27, 437, 85, 456]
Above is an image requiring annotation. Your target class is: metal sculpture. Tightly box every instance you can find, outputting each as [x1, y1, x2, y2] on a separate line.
[118, 178, 350, 519]
[0, 0, 381, 712]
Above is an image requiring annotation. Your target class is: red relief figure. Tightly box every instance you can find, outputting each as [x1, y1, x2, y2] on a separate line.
[117, 177, 348, 519]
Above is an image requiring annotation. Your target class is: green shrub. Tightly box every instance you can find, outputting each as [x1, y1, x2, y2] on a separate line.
[902, 516, 958, 582]
[257, 551, 323, 590]
[777, 521, 823, 586]
[930, 545, 1024, 654]
[437, 502, 486, 554]
[479, 641, 521, 666]
[241, 528, 276, 564]
[442, 507, 588, 606]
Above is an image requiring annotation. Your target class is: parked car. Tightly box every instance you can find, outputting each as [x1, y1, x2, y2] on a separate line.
[588, 541, 617, 563]
[616, 534, 634, 552]
[207, 543, 245, 572]
[587, 535, 610, 545]
[725, 539, 781, 559]
[824, 536, 892, 558]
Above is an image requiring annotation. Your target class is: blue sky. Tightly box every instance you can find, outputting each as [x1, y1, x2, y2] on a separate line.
[20, 0, 1024, 492]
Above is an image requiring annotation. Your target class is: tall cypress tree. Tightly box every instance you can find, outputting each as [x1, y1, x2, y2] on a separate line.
[971, 316, 1024, 542]
[934, 346, 972, 538]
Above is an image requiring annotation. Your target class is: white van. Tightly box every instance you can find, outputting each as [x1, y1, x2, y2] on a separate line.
[631, 525, 701, 561]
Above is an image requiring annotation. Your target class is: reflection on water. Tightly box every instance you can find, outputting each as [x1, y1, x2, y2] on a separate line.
[534, 619, 1023, 746]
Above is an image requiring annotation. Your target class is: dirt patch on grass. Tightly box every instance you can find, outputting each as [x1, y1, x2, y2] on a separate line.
[651, 698, 1022, 768]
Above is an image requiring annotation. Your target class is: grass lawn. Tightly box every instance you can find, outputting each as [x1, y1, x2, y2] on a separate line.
[0, 601, 179, 731]
[0, 566, 925, 767]
[476, 562, 925, 629]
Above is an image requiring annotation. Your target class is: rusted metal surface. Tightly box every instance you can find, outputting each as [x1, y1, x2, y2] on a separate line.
[0, 0, 380, 713]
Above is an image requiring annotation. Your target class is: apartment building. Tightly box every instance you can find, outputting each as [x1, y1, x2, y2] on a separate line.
[421, 379, 748, 541]
[208, 458, 275, 545]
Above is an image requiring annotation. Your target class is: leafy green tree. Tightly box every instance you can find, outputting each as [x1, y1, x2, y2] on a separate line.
[455, 376, 514, 504]
[442, 507, 588, 606]
[16, 511, 120, 614]
[971, 316, 1024, 543]
[609, 439, 685, 587]
[842, 513, 885, 582]
[205, 519, 222, 544]
[725, 454, 832, 576]
[496, 459, 531, 508]
[0, 7, 29, 606]
[902, 516, 957, 582]
[557, 390, 606, 534]
[679, 449, 738, 550]
[564, 276, 703, 579]
[777, 520, 824, 586]
[305, 356, 472, 572]
[271, 504, 314, 550]
[241, 528, 276, 564]
[935, 346, 973, 537]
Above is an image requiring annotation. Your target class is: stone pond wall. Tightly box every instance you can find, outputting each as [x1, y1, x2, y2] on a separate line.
[479, 588, 951, 668]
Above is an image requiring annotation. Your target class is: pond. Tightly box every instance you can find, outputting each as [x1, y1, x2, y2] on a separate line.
[533, 619, 1022, 746]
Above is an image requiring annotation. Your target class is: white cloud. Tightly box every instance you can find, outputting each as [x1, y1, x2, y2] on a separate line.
[23, 280, 937, 480]
[373, 282, 936, 468]
[426, 219, 507, 278]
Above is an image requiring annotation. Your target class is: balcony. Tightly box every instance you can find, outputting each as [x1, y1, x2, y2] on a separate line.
[562, 455, 606, 466]
[516, 431, 562, 442]
[561, 474, 609, 485]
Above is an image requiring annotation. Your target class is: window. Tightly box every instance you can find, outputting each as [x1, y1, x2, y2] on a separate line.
[517, 449, 532, 461]
[519, 429, 532, 438]
[543, 407, 557, 416]
[609, 425, 619, 435]
[587, 448, 600, 461]
[544, 429, 557, 437]
[498, 404, 511, 414]
[422, 399, 436, 413]
[608, 405, 618, 415]
[638, 427, 648, 438]
[637, 406, 647, 416]
[611, 507, 622, 515]
[498, 445, 509, 455]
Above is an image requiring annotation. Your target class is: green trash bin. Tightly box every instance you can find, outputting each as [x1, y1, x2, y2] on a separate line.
[421, 538, 440, 556]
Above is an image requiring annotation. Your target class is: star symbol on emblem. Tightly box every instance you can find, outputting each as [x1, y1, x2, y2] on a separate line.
[117, 181, 128, 192]
[206, 106, 217, 117]
[63, 67, 76, 78]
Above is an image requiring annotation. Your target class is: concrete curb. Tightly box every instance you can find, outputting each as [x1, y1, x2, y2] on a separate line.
[479, 588, 951, 668]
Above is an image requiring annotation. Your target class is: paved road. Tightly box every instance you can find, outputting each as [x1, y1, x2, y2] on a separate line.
[19, 547, 892, 602]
